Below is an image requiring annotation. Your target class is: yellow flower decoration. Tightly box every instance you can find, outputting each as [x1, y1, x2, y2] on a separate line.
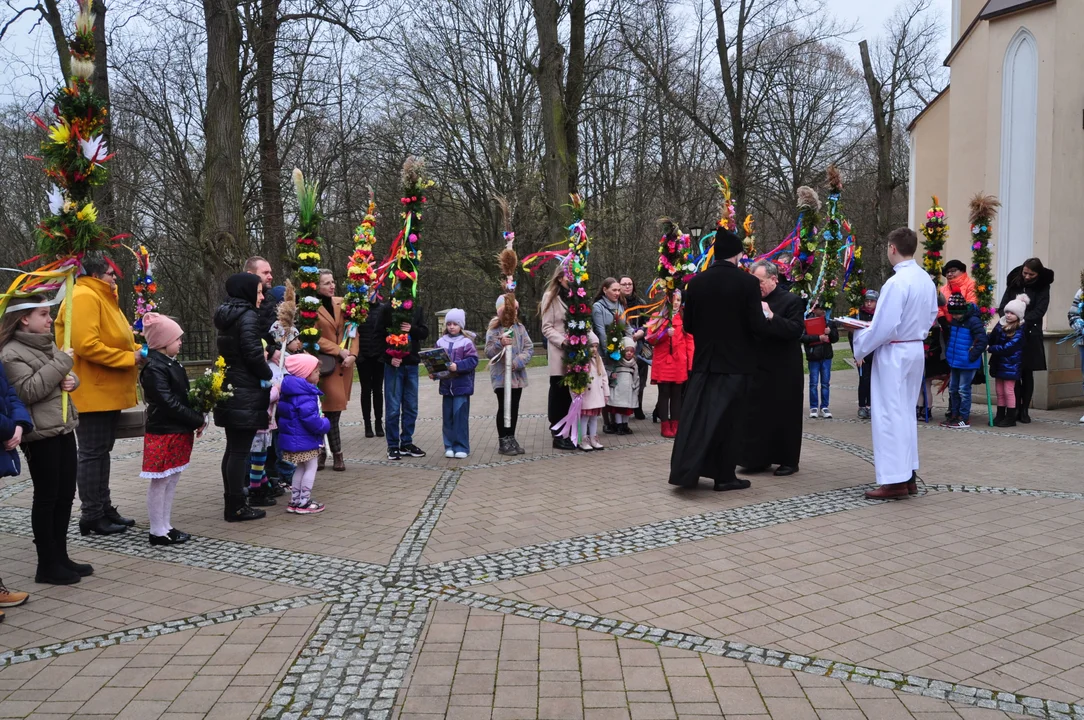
[48, 121, 71, 144]
[76, 202, 98, 223]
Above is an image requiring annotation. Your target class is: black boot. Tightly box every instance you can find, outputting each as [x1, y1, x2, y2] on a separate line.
[993, 406, 1006, 426]
[1001, 408, 1017, 427]
[634, 407, 646, 420]
[55, 521, 93, 577]
[1017, 406, 1031, 424]
[34, 542, 80, 585]
[104, 506, 135, 527]
[225, 494, 266, 522]
[79, 516, 127, 536]
[374, 418, 385, 437]
[364, 419, 375, 439]
[248, 485, 277, 507]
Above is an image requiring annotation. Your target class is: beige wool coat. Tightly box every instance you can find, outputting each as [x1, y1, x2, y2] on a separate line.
[316, 297, 360, 413]
[540, 290, 568, 377]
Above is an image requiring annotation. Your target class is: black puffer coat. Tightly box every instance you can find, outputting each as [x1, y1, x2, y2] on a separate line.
[213, 298, 272, 430]
[998, 264, 1054, 371]
[140, 350, 205, 435]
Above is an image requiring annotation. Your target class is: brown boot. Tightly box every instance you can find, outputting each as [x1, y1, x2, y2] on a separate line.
[318, 450, 327, 471]
[332, 452, 345, 472]
[865, 482, 909, 499]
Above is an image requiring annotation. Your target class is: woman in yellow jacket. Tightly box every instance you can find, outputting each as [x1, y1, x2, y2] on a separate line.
[54, 256, 141, 536]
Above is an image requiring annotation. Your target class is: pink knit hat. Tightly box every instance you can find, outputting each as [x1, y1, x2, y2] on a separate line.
[141, 313, 183, 350]
[285, 353, 320, 379]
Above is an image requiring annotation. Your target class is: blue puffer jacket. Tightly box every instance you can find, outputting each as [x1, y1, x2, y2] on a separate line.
[988, 322, 1025, 380]
[0, 360, 33, 477]
[946, 305, 988, 370]
[276, 375, 331, 453]
[436, 333, 479, 397]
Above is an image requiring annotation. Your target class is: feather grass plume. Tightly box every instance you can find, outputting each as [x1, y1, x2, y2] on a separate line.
[968, 193, 1001, 322]
[495, 195, 518, 326]
[790, 186, 823, 301]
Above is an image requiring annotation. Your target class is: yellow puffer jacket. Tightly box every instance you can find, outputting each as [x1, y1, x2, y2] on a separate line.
[54, 277, 138, 412]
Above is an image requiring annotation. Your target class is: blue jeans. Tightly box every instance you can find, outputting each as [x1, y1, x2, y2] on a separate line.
[384, 364, 420, 449]
[949, 368, 977, 420]
[808, 359, 832, 410]
[442, 395, 471, 454]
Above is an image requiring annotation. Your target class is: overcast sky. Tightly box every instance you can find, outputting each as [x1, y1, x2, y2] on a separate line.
[839, 0, 954, 57]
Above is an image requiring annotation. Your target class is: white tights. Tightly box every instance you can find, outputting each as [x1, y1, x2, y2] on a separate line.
[578, 416, 599, 439]
[147, 472, 182, 537]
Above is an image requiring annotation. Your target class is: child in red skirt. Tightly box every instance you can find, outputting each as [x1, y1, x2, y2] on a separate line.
[139, 313, 206, 546]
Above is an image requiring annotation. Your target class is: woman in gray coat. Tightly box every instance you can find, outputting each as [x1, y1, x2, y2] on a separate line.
[592, 277, 642, 433]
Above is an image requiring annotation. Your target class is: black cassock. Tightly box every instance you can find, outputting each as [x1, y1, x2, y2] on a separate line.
[739, 286, 806, 469]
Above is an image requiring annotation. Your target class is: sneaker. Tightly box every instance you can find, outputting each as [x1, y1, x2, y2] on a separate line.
[400, 444, 426, 458]
[809, 408, 819, 419]
[286, 503, 298, 514]
[939, 417, 957, 428]
[820, 408, 832, 419]
[0, 581, 29, 608]
[387, 447, 402, 461]
[454, 451, 468, 459]
[948, 419, 970, 429]
[293, 500, 325, 514]
[445, 449, 455, 458]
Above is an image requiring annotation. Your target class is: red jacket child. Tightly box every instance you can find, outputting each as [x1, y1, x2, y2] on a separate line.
[648, 312, 695, 384]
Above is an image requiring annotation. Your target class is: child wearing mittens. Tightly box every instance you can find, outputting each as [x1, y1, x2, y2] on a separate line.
[278, 354, 331, 514]
[139, 313, 206, 546]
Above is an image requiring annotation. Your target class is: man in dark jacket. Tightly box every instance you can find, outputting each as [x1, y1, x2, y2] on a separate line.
[356, 296, 386, 438]
[669, 230, 772, 491]
[373, 300, 429, 460]
[738, 261, 806, 476]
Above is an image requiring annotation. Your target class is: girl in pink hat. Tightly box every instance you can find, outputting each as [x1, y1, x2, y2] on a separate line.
[278, 354, 331, 513]
[139, 313, 206, 546]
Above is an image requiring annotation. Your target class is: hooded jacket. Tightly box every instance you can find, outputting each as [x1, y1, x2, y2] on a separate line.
[998, 264, 1054, 371]
[946, 304, 988, 370]
[213, 297, 273, 430]
[0, 360, 32, 477]
[987, 322, 1025, 380]
[0, 331, 76, 442]
[276, 374, 331, 453]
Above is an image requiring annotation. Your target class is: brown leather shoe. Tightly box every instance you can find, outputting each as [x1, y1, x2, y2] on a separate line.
[864, 483, 909, 499]
[332, 452, 346, 472]
[908, 478, 918, 495]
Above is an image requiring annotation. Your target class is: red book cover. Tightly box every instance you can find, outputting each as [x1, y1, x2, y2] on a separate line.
[804, 316, 826, 344]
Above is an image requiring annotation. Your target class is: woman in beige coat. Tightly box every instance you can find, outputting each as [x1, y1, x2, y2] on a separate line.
[540, 265, 575, 451]
[315, 270, 360, 471]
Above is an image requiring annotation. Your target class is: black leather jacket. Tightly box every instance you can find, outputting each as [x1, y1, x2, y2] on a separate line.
[212, 297, 272, 429]
[140, 350, 205, 435]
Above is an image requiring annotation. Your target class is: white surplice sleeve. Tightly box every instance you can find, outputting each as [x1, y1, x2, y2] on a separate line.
[852, 279, 901, 358]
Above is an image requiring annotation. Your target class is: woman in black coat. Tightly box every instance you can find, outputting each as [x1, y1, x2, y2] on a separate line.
[213, 273, 272, 521]
[997, 258, 1054, 423]
[356, 299, 386, 438]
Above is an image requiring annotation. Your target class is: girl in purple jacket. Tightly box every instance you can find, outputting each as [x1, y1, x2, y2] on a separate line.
[278, 354, 331, 514]
[436, 309, 479, 458]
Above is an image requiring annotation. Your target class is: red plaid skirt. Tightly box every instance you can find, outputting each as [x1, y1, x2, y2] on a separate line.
[141, 432, 194, 478]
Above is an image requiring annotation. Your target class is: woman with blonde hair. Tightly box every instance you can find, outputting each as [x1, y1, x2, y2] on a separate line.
[540, 263, 575, 451]
[315, 269, 360, 471]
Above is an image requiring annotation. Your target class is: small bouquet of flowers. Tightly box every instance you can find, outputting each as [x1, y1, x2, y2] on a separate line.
[188, 356, 233, 414]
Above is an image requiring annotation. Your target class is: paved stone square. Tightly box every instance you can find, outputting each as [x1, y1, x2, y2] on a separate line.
[2, 366, 1084, 719]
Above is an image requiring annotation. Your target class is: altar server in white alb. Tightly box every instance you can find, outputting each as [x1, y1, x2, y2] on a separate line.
[851, 227, 939, 499]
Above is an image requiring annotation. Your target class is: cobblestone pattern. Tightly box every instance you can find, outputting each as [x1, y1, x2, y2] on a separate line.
[418, 586, 1084, 720]
[0, 594, 325, 669]
[385, 469, 461, 578]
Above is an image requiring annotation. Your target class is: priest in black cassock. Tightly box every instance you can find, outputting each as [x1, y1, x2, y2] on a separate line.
[739, 260, 806, 476]
[668, 230, 773, 492]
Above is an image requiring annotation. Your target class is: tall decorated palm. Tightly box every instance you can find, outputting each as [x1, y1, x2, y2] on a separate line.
[968, 193, 1000, 323]
[921, 196, 949, 285]
[385, 156, 432, 359]
[292, 168, 323, 354]
[816, 166, 847, 312]
[788, 186, 822, 303]
[342, 189, 378, 342]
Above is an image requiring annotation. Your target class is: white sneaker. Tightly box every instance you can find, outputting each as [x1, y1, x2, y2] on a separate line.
[820, 408, 833, 419]
[454, 452, 468, 459]
[444, 449, 454, 458]
[809, 408, 819, 418]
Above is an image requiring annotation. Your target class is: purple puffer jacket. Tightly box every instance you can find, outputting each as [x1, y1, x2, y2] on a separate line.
[276, 374, 331, 453]
[436, 333, 479, 396]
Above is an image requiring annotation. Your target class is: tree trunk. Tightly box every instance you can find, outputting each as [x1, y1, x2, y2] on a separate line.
[564, 0, 585, 196]
[531, 0, 571, 243]
[255, 0, 288, 278]
[91, 0, 114, 230]
[202, 0, 246, 307]
[859, 39, 893, 284]
[41, 0, 70, 80]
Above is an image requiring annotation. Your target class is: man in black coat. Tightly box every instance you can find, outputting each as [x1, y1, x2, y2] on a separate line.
[669, 231, 773, 491]
[739, 261, 806, 476]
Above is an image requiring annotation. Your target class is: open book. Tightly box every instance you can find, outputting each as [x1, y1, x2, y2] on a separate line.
[833, 317, 871, 331]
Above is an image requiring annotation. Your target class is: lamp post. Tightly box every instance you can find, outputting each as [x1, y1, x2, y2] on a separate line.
[689, 225, 703, 244]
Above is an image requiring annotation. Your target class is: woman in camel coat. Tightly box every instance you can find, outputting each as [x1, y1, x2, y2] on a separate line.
[316, 270, 360, 471]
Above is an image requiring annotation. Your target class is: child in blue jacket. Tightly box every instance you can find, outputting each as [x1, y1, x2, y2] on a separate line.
[278, 354, 331, 514]
[989, 294, 1029, 427]
[942, 293, 988, 429]
[435, 309, 478, 459]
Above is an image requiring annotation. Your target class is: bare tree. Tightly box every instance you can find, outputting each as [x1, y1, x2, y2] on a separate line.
[858, 0, 942, 283]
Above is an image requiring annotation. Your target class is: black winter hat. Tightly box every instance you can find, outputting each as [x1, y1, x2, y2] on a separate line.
[943, 259, 967, 274]
[715, 229, 744, 259]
